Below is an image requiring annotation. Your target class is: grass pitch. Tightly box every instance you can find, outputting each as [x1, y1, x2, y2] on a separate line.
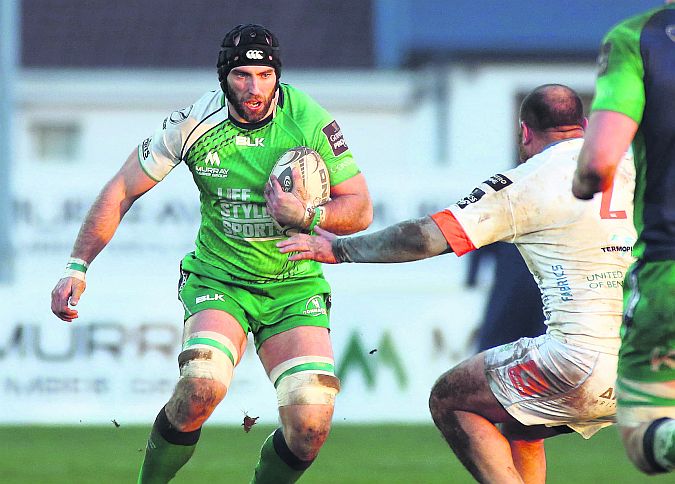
[1, 423, 672, 483]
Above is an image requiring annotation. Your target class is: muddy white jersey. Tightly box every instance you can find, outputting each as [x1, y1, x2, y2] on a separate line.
[431, 138, 636, 353]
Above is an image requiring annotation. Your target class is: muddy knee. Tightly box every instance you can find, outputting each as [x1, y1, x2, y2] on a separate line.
[282, 415, 332, 461]
[429, 372, 459, 423]
[277, 373, 339, 460]
[168, 332, 239, 430]
[270, 358, 340, 461]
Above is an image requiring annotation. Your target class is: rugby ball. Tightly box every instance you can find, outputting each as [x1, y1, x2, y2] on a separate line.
[269, 146, 330, 234]
[271, 146, 330, 206]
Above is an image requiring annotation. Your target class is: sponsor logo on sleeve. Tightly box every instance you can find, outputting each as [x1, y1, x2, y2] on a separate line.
[597, 41, 612, 76]
[484, 174, 513, 191]
[329, 158, 355, 176]
[141, 137, 151, 160]
[169, 105, 193, 125]
[456, 187, 486, 209]
[322, 121, 349, 156]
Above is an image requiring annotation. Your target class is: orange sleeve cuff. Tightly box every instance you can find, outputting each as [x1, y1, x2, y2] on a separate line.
[430, 210, 476, 256]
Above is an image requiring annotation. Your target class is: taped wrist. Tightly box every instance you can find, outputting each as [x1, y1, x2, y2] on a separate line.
[64, 257, 88, 281]
[303, 206, 324, 233]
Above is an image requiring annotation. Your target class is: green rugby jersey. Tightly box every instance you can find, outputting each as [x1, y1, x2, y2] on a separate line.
[591, 4, 675, 261]
[138, 84, 360, 282]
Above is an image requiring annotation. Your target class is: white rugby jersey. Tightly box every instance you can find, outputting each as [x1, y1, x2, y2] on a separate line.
[431, 138, 636, 353]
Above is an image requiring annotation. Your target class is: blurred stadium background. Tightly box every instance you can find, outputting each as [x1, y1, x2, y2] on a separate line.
[0, 1, 671, 482]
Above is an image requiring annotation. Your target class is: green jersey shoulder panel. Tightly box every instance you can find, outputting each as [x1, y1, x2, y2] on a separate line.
[590, 8, 659, 123]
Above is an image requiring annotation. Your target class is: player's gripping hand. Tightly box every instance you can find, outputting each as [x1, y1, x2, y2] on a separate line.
[277, 226, 339, 263]
[264, 167, 311, 229]
[51, 277, 86, 322]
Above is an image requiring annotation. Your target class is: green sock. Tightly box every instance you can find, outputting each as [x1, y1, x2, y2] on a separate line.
[251, 428, 314, 484]
[137, 407, 201, 483]
[653, 418, 675, 471]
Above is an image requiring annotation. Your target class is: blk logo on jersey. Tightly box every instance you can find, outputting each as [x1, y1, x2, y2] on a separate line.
[322, 121, 349, 156]
[235, 136, 264, 147]
[195, 294, 225, 304]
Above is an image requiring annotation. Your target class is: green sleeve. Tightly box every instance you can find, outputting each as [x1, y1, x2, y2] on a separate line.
[311, 117, 360, 186]
[300, 91, 360, 186]
[281, 84, 361, 186]
[591, 13, 651, 124]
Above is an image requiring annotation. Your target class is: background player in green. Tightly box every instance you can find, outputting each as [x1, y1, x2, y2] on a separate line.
[573, 1, 675, 475]
[50, 24, 372, 483]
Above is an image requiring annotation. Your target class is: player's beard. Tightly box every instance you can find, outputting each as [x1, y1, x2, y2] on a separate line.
[227, 89, 276, 123]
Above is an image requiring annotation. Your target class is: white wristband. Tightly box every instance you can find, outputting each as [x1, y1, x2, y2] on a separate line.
[64, 258, 88, 282]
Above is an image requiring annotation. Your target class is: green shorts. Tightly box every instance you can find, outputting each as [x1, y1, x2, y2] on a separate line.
[178, 269, 331, 350]
[619, 260, 675, 383]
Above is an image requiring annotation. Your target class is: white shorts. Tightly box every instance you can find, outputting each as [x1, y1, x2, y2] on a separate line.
[484, 333, 618, 439]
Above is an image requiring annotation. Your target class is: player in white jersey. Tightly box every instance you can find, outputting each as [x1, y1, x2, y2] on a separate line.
[278, 85, 636, 483]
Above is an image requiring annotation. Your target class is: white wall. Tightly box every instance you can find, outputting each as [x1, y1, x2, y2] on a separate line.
[1, 62, 595, 424]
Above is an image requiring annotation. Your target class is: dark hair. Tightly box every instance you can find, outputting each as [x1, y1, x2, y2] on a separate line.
[217, 24, 282, 94]
[519, 84, 584, 131]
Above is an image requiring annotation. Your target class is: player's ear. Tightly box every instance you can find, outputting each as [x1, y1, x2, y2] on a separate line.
[520, 121, 533, 145]
[581, 117, 589, 131]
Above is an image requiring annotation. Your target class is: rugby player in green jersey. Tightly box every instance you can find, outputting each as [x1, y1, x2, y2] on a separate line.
[51, 24, 372, 483]
[573, 1, 675, 475]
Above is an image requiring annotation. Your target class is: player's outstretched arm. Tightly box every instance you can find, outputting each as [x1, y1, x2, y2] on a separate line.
[278, 216, 451, 264]
[573, 110, 637, 200]
[51, 149, 159, 322]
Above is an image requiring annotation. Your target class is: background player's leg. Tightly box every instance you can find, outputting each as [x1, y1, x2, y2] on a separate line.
[138, 310, 247, 483]
[617, 379, 675, 474]
[252, 326, 337, 483]
[429, 354, 528, 483]
[508, 437, 545, 484]
[500, 421, 576, 484]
